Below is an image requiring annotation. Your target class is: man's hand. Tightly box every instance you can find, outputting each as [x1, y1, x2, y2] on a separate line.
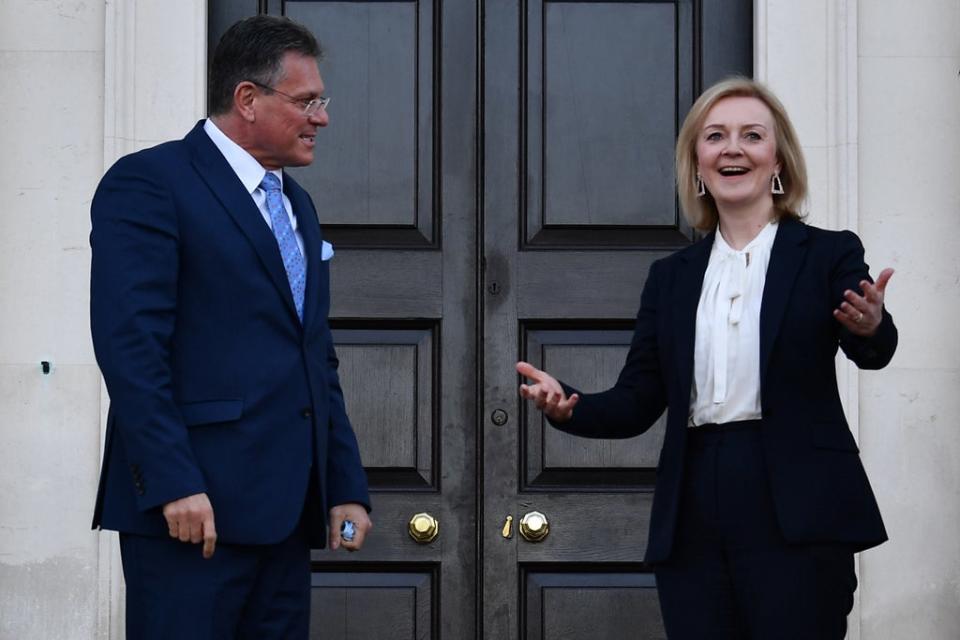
[162, 493, 217, 559]
[328, 503, 372, 552]
[516, 361, 579, 423]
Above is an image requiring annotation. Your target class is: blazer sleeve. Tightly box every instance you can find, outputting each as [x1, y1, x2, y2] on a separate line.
[831, 230, 898, 369]
[323, 325, 372, 512]
[90, 155, 207, 511]
[550, 259, 669, 438]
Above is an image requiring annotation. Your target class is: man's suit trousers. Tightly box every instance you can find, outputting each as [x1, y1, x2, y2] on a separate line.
[120, 524, 311, 640]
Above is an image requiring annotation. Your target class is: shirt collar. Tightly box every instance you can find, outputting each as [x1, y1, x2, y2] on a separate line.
[714, 219, 779, 257]
[203, 118, 282, 195]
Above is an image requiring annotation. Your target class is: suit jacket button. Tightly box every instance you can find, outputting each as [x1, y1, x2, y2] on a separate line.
[302, 408, 313, 419]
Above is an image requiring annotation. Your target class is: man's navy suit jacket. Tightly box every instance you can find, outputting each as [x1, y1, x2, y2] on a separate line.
[90, 121, 369, 547]
[554, 218, 898, 564]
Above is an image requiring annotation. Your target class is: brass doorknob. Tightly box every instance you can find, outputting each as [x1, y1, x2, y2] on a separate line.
[519, 511, 549, 542]
[408, 512, 439, 544]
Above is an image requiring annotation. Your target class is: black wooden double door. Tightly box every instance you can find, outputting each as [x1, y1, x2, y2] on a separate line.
[210, 1, 750, 637]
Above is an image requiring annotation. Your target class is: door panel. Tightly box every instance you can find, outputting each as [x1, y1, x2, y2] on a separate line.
[334, 325, 438, 488]
[483, 0, 750, 637]
[284, 0, 436, 246]
[522, 328, 665, 489]
[535, 1, 680, 229]
[523, 572, 665, 640]
[523, 0, 694, 248]
[330, 252, 442, 316]
[310, 570, 435, 639]
[237, 1, 478, 638]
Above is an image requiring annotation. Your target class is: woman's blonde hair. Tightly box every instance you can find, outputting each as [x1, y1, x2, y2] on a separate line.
[676, 77, 807, 230]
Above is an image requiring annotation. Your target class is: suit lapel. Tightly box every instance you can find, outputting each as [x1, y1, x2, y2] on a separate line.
[759, 218, 808, 387]
[185, 123, 301, 324]
[673, 232, 714, 400]
[284, 174, 323, 328]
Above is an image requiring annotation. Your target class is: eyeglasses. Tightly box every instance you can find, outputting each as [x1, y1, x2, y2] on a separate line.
[248, 80, 330, 116]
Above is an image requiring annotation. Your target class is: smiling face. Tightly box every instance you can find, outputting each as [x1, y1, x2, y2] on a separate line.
[248, 52, 329, 169]
[695, 96, 780, 215]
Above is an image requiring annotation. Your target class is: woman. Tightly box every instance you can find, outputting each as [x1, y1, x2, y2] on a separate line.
[517, 77, 896, 639]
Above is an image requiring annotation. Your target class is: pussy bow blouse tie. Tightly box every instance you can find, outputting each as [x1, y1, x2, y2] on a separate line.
[703, 245, 750, 404]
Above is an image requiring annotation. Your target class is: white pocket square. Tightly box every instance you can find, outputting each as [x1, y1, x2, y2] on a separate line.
[321, 240, 335, 261]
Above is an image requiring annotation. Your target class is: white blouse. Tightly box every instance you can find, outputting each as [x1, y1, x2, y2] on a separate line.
[688, 221, 779, 427]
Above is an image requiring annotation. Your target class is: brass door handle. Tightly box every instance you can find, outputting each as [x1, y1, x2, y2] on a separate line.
[518, 511, 549, 542]
[408, 512, 439, 544]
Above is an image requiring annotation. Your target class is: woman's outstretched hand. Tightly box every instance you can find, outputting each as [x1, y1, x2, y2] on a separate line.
[833, 268, 894, 337]
[516, 361, 580, 423]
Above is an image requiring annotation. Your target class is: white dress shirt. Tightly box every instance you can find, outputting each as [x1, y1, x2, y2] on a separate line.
[203, 118, 307, 262]
[688, 221, 779, 427]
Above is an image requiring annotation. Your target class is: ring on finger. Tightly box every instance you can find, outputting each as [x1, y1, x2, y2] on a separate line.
[855, 312, 864, 323]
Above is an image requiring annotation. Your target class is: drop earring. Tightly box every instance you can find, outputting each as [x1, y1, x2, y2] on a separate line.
[696, 173, 706, 197]
[771, 172, 785, 195]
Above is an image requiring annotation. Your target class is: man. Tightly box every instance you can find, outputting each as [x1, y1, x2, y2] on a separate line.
[90, 16, 371, 638]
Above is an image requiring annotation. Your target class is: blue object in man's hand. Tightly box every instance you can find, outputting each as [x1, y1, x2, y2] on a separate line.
[340, 520, 356, 542]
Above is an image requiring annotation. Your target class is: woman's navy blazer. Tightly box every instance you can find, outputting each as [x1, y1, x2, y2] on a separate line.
[554, 218, 898, 564]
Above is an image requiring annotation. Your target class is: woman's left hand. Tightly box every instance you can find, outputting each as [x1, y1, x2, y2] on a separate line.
[833, 268, 894, 337]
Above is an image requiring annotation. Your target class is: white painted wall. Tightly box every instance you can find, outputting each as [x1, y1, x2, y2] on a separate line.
[0, 1, 205, 638]
[857, 1, 960, 638]
[0, 0, 956, 637]
[760, 1, 960, 638]
[0, 2, 105, 638]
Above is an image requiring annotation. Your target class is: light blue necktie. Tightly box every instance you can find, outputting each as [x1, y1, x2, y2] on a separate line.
[260, 172, 306, 321]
